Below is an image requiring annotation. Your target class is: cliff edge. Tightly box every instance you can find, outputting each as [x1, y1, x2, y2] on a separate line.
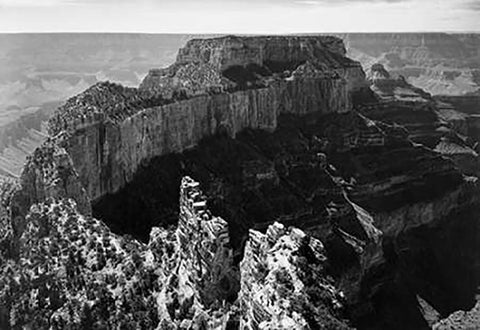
[43, 35, 366, 204]
[2, 35, 480, 330]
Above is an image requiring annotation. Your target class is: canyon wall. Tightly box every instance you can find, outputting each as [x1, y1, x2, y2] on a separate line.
[337, 33, 480, 96]
[45, 35, 362, 203]
[3, 35, 480, 329]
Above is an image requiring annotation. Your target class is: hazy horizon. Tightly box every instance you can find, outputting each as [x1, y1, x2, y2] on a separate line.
[0, 0, 479, 34]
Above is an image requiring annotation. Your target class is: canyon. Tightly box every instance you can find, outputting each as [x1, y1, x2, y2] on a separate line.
[0, 34, 479, 330]
[1, 32, 479, 179]
[339, 33, 480, 96]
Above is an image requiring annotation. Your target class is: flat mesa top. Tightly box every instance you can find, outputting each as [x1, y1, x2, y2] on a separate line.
[47, 34, 356, 135]
[177, 35, 347, 64]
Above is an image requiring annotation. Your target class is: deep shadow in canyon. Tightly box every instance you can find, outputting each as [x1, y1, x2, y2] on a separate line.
[355, 207, 480, 329]
[92, 112, 480, 330]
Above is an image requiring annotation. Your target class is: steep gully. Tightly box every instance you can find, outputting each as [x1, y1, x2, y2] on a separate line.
[2, 36, 480, 329]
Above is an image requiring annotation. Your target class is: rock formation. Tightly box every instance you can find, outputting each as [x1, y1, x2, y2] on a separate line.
[8, 133, 91, 246]
[44, 36, 367, 204]
[175, 176, 238, 305]
[434, 302, 480, 329]
[361, 63, 480, 177]
[338, 33, 480, 96]
[240, 222, 350, 329]
[1, 35, 480, 330]
[0, 176, 353, 329]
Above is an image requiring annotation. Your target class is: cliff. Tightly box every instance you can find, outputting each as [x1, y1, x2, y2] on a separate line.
[44, 35, 366, 203]
[90, 100, 480, 329]
[0, 176, 354, 329]
[347, 63, 480, 328]
[240, 222, 351, 329]
[0, 178, 232, 328]
[2, 35, 480, 330]
[8, 133, 91, 241]
[360, 63, 480, 177]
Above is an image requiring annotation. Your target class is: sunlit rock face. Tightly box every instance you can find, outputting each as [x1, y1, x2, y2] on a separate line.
[176, 176, 238, 305]
[7, 134, 91, 245]
[434, 301, 480, 330]
[239, 222, 351, 330]
[0, 177, 354, 329]
[150, 35, 368, 94]
[148, 177, 240, 329]
[45, 36, 365, 203]
[0, 178, 236, 329]
[2, 35, 480, 330]
[175, 35, 347, 69]
[0, 199, 161, 329]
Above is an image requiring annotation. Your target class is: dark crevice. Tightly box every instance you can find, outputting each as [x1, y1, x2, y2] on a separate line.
[91, 112, 480, 330]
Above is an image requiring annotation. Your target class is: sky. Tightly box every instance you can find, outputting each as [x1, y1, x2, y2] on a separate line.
[0, 0, 479, 33]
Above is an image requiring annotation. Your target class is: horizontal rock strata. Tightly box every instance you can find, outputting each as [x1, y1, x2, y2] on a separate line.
[44, 36, 366, 203]
[1, 35, 480, 330]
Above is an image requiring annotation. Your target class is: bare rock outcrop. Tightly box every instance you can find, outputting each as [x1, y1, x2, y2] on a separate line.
[2, 35, 480, 330]
[43, 36, 365, 204]
[0, 176, 354, 329]
[433, 302, 480, 329]
[148, 177, 239, 329]
[8, 134, 90, 243]
[175, 176, 238, 305]
[143, 35, 368, 96]
[239, 222, 351, 329]
[361, 63, 480, 176]
[367, 63, 431, 103]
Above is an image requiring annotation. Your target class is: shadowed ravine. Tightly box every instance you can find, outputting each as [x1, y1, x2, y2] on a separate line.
[93, 112, 480, 330]
[2, 35, 480, 330]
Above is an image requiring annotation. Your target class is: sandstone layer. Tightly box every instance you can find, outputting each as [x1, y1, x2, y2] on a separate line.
[360, 63, 480, 177]
[45, 35, 367, 204]
[1, 35, 480, 330]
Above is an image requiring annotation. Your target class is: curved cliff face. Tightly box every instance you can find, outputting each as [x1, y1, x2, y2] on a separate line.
[2, 35, 480, 330]
[64, 79, 349, 203]
[44, 36, 364, 203]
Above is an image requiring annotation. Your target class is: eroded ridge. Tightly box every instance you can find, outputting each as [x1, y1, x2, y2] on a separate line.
[240, 222, 351, 329]
[42, 36, 365, 202]
[0, 175, 352, 329]
[176, 176, 239, 305]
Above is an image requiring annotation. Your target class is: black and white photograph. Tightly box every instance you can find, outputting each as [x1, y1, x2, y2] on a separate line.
[0, 0, 479, 329]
